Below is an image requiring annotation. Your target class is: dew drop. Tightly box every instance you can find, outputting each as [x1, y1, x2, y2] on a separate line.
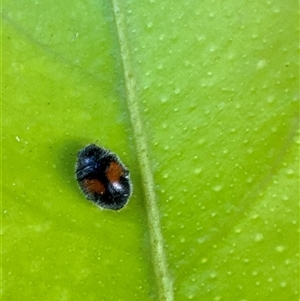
[294, 134, 300, 144]
[213, 185, 223, 192]
[194, 168, 202, 175]
[276, 245, 285, 252]
[159, 34, 165, 41]
[267, 95, 275, 103]
[197, 236, 207, 244]
[247, 147, 254, 154]
[280, 281, 287, 288]
[254, 233, 264, 242]
[160, 96, 168, 103]
[285, 259, 291, 265]
[197, 35, 206, 42]
[210, 271, 217, 279]
[256, 59, 267, 69]
[286, 168, 295, 176]
[174, 87, 181, 94]
[197, 138, 206, 145]
[246, 176, 253, 183]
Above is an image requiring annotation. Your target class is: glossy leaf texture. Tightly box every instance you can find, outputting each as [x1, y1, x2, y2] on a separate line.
[2, 0, 299, 300]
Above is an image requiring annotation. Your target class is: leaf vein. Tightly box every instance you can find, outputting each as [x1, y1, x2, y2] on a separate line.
[111, 1, 174, 300]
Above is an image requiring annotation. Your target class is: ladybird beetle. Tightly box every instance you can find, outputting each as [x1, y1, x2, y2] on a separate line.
[75, 144, 132, 210]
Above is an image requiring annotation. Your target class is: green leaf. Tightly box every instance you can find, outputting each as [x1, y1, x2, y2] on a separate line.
[2, 0, 299, 300]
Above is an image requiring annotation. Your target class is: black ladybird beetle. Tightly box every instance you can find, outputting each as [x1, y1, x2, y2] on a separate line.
[75, 144, 132, 210]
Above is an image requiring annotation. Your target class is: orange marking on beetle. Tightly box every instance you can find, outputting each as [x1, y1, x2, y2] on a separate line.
[106, 162, 124, 183]
[83, 179, 106, 194]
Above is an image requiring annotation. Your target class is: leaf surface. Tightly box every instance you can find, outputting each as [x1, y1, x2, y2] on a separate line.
[2, 0, 299, 300]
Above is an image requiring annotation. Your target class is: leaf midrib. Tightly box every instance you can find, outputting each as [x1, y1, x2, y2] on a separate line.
[110, 1, 174, 300]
